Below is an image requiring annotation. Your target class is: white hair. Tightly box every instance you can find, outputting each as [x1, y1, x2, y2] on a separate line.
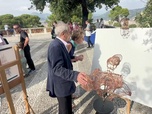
[55, 21, 69, 36]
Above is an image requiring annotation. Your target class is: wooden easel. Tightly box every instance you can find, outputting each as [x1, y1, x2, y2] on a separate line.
[0, 45, 35, 114]
[124, 98, 131, 114]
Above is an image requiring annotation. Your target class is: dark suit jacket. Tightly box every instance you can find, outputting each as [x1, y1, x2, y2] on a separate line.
[46, 38, 79, 97]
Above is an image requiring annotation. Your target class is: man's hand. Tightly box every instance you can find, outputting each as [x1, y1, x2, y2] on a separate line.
[23, 37, 29, 48]
[77, 73, 88, 86]
[78, 55, 84, 61]
[75, 55, 84, 61]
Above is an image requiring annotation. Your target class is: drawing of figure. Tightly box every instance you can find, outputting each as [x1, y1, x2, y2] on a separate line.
[121, 62, 131, 77]
[107, 54, 122, 72]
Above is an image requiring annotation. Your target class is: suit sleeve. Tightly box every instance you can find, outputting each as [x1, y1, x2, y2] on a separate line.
[48, 45, 79, 82]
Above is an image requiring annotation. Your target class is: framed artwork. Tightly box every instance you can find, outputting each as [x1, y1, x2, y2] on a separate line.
[0, 45, 19, 83]
[0, 45, 33, 114]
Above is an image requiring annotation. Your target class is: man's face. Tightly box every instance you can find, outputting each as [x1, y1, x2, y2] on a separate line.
[65, 30, 71, 42]
[63, 27, 71, 42]
[13, 25, 20, 33]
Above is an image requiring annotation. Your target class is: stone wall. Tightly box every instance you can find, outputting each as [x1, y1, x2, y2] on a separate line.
[0, 27, 52, 36]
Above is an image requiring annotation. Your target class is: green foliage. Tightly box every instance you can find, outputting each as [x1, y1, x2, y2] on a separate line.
[88, 12, 93, 21]
[46, 5, 83, 26]
[135, 0, 152, 27]
[108, 20, 113, 25]
[30, 0, 120, 12]
[109, 6, 129, 21]
[18, 14, 41, 28]
[46, 14, 57, 27]
[30, 0, 120, 27]
[71, 15, 82, 24]
[0, 14, 14, 29]
[0, 14, 42, 29]
[129, 24, 137, 28]
[113, 22, 121, 27]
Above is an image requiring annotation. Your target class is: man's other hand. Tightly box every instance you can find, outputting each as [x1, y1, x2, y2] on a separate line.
[77, 73, 88, 86]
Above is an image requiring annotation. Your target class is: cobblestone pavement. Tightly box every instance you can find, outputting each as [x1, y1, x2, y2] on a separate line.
[0, 34, 152, 114]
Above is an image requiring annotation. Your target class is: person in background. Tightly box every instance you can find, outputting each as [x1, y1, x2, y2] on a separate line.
[67, 30, 84, 62]
[99, 18, 104, 28]
[13, 24, 35, 74]
[51, 21, 57, 39]
[85, 20, 93, 48]
[68, 21, 73, 34]
[73, 22, 79, 31]
[47, 21, 88, 114]
[66, 29, 85, 108]
[4, 24, 9, 36]
[16, 42, 29, 76]
[95, 19, 100, 29]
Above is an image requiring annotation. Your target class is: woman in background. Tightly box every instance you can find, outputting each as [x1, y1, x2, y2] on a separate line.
[67, 30, 84, 62]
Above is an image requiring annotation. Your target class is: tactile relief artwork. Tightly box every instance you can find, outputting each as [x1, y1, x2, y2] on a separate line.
[81, 54, 132, 101]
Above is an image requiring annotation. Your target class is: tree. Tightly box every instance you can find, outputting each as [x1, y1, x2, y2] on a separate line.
[30, 0, 120, 28]
[18, 14, 41, 28]
[0, 14, 42, 29]
[46, 14, 57, 27]
[135, 0, 152, 27]
[0, 14, 14, 29]
[46, 6, 93, 27]
[109, 6, 129, 22]
[46, 1, 83, 25]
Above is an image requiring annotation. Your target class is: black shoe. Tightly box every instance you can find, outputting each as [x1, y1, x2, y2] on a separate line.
[87, 46, 90, 48]
[28, 69, 36, 74]
[24, 73, 29, 77]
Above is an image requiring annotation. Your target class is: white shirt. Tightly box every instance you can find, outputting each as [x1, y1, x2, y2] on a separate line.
[56, 37, 68, 51]
[85, 23, 91, 36]
[4, 25, 8, 31]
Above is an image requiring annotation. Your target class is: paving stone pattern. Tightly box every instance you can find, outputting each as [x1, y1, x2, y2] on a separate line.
[0, 34, 152, 114]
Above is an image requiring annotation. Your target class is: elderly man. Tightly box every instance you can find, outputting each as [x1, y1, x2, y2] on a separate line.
[47, 21, 88, 114]
[13, 24, 35, 74]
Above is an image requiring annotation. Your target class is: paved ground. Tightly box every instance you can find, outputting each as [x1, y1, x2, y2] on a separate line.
[0, 33, 152, 114]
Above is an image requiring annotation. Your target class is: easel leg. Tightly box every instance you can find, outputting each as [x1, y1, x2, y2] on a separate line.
[29, 103, 35, 114]
[14, 46, 35, 114]
[125, 98, 131, 114]
[0, 71, 16, 114]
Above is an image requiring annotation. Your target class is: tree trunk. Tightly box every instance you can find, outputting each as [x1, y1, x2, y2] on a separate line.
[81, 0, 89, 29]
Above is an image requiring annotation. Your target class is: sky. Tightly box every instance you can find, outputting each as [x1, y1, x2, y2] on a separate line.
[0, 0, 50, 16]
[0, 0, 148, 16]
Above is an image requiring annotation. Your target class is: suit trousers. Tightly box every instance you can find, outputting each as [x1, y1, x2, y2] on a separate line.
[24, 45, 35, 70]
[57, 95, 72, 114]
